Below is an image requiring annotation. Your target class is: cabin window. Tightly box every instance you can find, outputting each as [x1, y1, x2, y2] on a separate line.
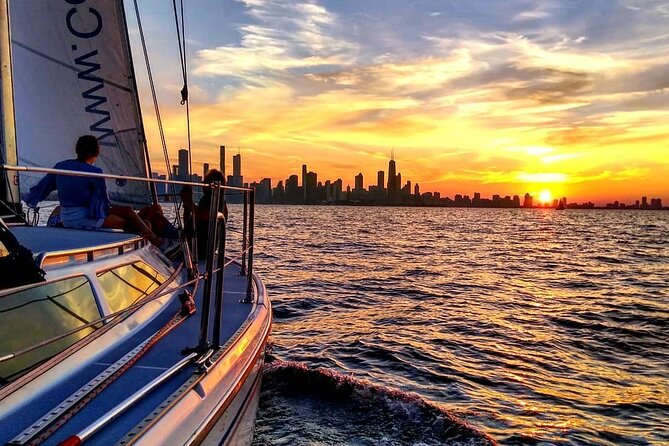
[96, 262, 166, 314]
[0, 276, 100, 382]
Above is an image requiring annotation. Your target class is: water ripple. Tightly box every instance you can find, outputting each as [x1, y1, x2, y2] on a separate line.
[237, 206, 668, 445]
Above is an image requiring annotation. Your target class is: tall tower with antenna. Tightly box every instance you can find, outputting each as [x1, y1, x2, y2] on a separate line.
[387, 149, 397, 201]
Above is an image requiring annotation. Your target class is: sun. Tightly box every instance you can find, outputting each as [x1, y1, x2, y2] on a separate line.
[538, 189, 553, 204]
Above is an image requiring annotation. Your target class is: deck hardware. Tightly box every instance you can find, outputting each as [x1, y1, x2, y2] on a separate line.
[178, 291, 196, 316]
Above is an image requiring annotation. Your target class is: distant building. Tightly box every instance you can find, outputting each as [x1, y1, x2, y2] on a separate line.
[285, 175, 299, 201]
[224, 152, 244, 203]
[203, 162, 209, 177]
[257, 178, 272, 203]
[354, 172, 364, 192]
[306, 171, 317, 202]
[377, 171, 384, 190]
[178, 148, 189, 180]
[272, 180, 284, 202]
[332, 178, 343, 201]
[219, 145, 225, 178]
[228, 153, 243, 187]
[473, 192, 481, 207]
[523, 193, 533, 208]
[387, 158, 397, 200]
[302, 164, 308, 201]
[402, 180, 411, 197]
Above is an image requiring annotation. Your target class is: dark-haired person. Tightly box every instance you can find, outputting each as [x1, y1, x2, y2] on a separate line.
[25, 135, 165, 246]
[180, 169, 228, 259]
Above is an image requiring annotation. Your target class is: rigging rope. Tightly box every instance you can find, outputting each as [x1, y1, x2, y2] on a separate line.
[171, 0, 199, 262]
[131, 0, 184, 232]
[172, 0, 194, 183]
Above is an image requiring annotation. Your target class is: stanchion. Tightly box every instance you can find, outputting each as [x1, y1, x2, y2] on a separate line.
[240, 190, 248, 276]
[197, 183, 220, 349]
[212, 208, 226, 348]
[243, 188, 255, 304]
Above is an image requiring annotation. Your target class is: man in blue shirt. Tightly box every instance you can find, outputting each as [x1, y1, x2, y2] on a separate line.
[25, 135, 165, 246]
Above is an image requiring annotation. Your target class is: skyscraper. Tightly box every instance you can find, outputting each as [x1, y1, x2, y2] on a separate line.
[203, 163, 209, 177]
[178, 148, 189, 179]
[302, 164, 307, 200]
[387, 158, 397, 200]
[228, 153, 243, 188]
[354, 173, 363, 191]
[306, 171, 317, 202]
[523, 193, 533, 208]
[377, 170, 384, 190]
[219, 145, 225, 178]
[285, 175, 299, 201]
[233, 153, 241, 177]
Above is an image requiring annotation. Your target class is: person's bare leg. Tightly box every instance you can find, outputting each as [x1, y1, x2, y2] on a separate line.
[102, 214, 126, 230]
[108, 206, 164, 246]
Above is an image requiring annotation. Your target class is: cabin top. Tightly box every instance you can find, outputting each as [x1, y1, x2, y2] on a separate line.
[10, 226, 140, 255]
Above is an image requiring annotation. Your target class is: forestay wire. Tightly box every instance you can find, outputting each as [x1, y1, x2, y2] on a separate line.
[131, 0, 184, 231]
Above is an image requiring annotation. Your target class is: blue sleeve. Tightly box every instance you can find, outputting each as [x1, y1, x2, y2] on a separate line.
[24, 173, 57, 208]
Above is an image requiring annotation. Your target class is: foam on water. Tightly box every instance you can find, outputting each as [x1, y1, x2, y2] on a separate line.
[255, 358, 497, 446]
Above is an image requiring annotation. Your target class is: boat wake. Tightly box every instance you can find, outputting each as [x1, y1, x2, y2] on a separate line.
[254, 359, 496, 445]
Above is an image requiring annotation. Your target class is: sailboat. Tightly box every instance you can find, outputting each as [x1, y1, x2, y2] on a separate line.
[0, 1, 271, 445]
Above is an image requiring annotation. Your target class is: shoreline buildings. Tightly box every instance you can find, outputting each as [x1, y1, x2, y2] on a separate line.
[154, 146, 666, 210]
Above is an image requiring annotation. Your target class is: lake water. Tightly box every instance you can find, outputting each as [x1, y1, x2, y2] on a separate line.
[32, 203, 669, 444]
[242, 206, 668, 445]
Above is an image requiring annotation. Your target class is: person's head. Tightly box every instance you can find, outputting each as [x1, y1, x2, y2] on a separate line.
[75, 135, 100, 162]
[203, 169, 225, 196]
[203, 169, 225, 185]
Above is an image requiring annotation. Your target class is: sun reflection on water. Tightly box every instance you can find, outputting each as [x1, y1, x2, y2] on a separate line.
[239, 205, 669, 445]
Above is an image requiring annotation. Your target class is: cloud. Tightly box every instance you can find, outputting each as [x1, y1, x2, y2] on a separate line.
[193, 0, 357, 81]
[139, 0, 669, 203]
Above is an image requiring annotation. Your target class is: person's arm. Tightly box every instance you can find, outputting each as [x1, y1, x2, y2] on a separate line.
[23, 173, 57, 208]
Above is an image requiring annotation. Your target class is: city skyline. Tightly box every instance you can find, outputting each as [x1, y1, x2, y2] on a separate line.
[128, 1, 669, 206]
[156, 147, 665, 209]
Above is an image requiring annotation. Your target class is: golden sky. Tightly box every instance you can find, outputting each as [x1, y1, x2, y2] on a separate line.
[130, 0, 669, 204]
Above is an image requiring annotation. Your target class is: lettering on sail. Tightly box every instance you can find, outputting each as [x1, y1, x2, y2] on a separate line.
[65, 0, 115, 146]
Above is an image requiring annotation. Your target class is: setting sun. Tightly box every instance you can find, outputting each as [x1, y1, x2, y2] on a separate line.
[539, 190, 553, 204]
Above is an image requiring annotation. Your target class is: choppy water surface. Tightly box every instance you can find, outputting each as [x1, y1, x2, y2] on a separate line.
[243, 206, 668, 445]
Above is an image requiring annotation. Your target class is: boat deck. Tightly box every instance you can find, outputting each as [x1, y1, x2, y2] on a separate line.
[0, 258, 255, 446]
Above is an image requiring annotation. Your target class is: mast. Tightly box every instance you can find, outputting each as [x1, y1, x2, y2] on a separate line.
[0, 0, 21, 219]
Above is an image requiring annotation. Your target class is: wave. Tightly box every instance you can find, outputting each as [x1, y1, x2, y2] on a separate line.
[255, 359, 497, 445]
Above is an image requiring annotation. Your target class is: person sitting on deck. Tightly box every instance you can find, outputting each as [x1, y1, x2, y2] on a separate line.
[180, 169, 228, 260]
[24, 135, 171, 247]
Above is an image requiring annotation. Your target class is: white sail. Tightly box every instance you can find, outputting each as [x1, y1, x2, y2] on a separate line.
[9, 0, 151, 205]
